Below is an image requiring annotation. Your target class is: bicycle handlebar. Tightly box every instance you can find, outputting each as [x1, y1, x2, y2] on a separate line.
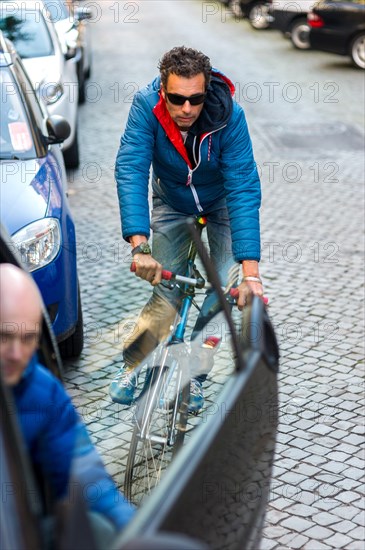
[130, 262, 268, 304]
[130, 262, 205, 288]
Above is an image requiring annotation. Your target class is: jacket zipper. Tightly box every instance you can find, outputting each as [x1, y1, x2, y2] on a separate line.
[186, 125, 227, 212]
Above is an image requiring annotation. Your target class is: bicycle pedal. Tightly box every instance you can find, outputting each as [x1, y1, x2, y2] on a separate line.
[175, 422, 189, 432]
[147, 435, 168, 445]
[176, 423, 196, 433]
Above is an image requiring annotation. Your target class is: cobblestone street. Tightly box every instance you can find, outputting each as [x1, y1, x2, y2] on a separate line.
[63, 2, 364, 548]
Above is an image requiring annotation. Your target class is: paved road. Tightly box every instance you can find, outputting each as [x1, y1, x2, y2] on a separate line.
[64, 1, 365, 548]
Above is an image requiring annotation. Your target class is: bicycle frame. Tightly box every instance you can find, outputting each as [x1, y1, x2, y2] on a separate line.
[168, 216, 207, 344]
[135, 218, 207, 427]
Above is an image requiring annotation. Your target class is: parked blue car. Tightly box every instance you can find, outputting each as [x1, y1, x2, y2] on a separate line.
[0, 33, 83, 358]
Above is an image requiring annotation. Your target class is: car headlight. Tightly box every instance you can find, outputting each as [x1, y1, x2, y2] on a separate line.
[12, 218, 61, 272]
[41, 82, 64, 105]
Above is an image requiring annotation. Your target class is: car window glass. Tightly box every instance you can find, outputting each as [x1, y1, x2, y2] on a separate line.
[0, 11, 54, 58]
[14, 59, 48, 139]
[43, 0, 70, 22]
[0, 68, 36, 159]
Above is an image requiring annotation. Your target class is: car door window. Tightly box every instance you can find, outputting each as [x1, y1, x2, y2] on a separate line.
[0, 68, 36, 159]
[14, 59, 48, 135]
[43, 0, 71, 22]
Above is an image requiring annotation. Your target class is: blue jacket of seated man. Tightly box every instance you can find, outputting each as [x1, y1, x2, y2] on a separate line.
[12, 355, 135, 531]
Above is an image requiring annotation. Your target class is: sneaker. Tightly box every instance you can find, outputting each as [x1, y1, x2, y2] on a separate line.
[188, 379, 204, 414]
[109, 366, 138, 405]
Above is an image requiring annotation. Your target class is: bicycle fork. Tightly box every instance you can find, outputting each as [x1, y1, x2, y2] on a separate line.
[138, 351, 188, 446]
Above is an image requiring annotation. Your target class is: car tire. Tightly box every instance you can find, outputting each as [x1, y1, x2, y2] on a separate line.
[59, 284, 84, 359]
[249, 2, 270, 30]
[290, 18, 311, 50]
[78, 75, 86, 105]
[84, 53, 92, 79]
[63, 127, 80, 169]
[78, 57, 86, 105]
[350, 33, 365, 70]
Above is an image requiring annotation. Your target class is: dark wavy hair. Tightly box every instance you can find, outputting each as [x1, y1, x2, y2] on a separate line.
[158, 46, 212, 89]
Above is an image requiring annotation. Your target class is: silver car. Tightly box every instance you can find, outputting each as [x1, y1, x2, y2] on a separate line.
[43, 0, 92, 104]
[0, 0, 80, 168]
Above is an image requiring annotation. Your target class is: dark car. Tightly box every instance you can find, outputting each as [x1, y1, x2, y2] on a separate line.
[308, 0, 365, 68]
[0, 221, 280, 550]
[0, 33, 84, 358]
[268, 0, 316, 49]
[229, 0, 271, 29]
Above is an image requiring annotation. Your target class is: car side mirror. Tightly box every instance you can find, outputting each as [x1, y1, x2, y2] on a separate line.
[74, 6, 93, 21]
[46, 115, 71, 144]
[64, 45, 77, 60]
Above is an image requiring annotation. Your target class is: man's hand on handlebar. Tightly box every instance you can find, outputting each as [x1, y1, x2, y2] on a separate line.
[132, 254, 162, 286]
[130, 260, 269, 307]
[235, 280, 264, 311]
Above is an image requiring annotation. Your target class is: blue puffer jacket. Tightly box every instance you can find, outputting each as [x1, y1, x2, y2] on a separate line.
[12, 357, 135, 530]
[115, 70, 262, 261]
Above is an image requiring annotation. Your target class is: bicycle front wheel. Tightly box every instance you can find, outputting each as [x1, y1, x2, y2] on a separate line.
[124, 363, 189, 505]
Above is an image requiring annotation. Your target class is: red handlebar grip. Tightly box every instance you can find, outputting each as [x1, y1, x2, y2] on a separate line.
[229, 288, 239, 299]
[131, 263, 173, 281]
[161, 270, 173, 280]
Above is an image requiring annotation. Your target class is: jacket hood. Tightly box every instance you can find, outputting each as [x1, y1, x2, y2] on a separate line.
[191, 69, 234, 136]
[151, 69, 235, 169]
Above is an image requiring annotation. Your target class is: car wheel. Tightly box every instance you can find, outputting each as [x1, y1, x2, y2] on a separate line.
[248, 2, 269, 30]
[249, 2, 270, 30]
[78, 57, 86, 104]
[78, 75, 86, 104]
[84, 52, 92, 79]
[350, 33, 365, 70]
[59, 284, 84, 359]
[63, 127, 80, 169]
[290, 18, 311, 50]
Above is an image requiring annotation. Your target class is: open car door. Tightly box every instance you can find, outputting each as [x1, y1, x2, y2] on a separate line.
[0, 220, 279, 550]
[115, 220, 279, 550]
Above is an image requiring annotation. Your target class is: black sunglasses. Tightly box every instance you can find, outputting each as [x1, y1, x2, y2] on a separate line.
[165, 92, 206, 106]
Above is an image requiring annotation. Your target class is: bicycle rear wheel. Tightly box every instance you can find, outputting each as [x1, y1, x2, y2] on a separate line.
[124, 363, 189, 505]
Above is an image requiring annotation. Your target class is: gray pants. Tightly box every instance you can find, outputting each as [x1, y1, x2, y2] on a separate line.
[123, 197, 237, 381]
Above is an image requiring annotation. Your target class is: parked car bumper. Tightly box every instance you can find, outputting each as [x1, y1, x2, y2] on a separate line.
[269, 9, 297, 33]
[309, 28, 349, 56]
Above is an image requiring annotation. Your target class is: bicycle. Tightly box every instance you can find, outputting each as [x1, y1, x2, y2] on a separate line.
[123, 216, 241, 505]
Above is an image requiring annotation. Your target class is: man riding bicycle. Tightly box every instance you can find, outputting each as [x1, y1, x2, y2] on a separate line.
[109, 46, 263, 412]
